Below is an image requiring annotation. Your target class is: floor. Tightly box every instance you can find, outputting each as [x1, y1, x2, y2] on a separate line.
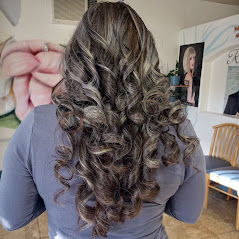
[0, 189, 239, 239]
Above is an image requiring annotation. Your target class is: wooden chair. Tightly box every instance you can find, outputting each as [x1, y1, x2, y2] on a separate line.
[204, 123, 239, 229]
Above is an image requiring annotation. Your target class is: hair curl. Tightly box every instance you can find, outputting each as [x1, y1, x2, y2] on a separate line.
[52, 2, 199, 238]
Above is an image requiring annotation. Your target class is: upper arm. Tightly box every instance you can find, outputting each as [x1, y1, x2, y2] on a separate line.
[164, 162, 206, 223]
[0, 110, 45, 231]
[165, 121, 206, 223]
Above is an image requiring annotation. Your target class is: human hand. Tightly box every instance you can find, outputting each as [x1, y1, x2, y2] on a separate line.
[1, 40, 64, 120]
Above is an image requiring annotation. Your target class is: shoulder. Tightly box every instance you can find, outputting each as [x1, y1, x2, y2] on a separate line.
[229, 92, 238, 98]
[179, 119, 196, 137]
[166, 119, 205, 180]
[179, 119, 205, 180]
[185, 73, 192, 81]
[33, 104, 57, 121]
[34, 104, 57, 116]
[156, 119, 205, 189]
[184, 74, 192, 85]
[159, 119, 198, 162]
[156, 120, 196, 185]
[32, 104, 58, 133]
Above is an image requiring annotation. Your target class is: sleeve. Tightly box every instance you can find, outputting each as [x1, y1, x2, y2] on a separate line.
[0, 110, 46, 231]
[164, 120, 206, 224]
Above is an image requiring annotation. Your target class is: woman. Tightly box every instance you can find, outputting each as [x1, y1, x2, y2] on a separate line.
[0, 2, 205, 239]
[183, 46, 196, 106]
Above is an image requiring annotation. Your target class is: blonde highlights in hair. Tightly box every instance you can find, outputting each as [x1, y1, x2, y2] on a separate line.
[52, 2, 199, 238]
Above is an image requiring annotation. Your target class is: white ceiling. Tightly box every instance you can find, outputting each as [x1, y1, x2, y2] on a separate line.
[201, 0, 239, 6]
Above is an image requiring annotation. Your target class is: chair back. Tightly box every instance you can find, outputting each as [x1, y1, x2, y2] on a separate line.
[209, 123, 239, 167]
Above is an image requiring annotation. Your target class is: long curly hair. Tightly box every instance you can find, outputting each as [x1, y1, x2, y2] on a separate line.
[52, 2, 199, 238]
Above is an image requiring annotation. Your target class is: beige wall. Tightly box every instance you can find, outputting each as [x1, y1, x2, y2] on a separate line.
[183, 0, 239, 29]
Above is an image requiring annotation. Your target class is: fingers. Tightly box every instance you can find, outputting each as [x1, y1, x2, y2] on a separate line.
[1, 40, 64, 59]
[2, 52, 40, 77]
[29, 77, 52, 106]
[1, 39, 64, 120]
[31, 72, 62, 87]
[34, 52, 62, 74]
[13, 75, 32, 121]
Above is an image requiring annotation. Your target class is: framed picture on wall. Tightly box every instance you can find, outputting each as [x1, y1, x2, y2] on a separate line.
[178, 42, 205, 107]
[223, 66, 239, 117]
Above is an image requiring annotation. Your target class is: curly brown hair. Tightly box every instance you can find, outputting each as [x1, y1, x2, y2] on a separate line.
[52, 2, 199, 238]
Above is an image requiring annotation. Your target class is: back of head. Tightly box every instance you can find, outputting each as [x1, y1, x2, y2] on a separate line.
[52, 1, 195, 238]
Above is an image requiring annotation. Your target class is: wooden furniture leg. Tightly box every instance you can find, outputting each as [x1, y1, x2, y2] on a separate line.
[227, 188, 233, 201]
[237, 192, 239, 231]
[204, 173, 210, 209]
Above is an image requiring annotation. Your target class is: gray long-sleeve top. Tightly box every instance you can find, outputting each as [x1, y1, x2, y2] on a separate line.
[0, 104, 206, 239]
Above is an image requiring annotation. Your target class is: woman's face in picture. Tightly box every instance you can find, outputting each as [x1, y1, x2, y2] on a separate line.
[189, 54, 195, 71]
